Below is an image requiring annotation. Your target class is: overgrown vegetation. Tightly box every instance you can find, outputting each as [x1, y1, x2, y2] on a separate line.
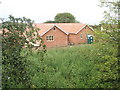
[1, 0, 119, 88]
[20, 42, 118, 88]
[28, 0, 119, 88]
[22, 45, 99, 88]
[2, 15, 46, 88]
[93, 0, 119, 88]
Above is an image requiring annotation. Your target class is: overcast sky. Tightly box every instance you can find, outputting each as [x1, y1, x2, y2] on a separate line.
[0, 0, 107, 25]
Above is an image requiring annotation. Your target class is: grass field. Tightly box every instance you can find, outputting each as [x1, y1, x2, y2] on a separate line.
[23, 44, 102, 88]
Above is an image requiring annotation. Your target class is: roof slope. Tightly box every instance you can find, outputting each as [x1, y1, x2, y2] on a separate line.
[35, 23, 88, 36]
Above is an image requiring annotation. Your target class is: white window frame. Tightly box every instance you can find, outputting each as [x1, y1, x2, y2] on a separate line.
[46, 35, 54, 41]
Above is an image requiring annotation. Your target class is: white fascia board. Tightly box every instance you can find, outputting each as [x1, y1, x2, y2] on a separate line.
[54, 25, 69, 35]
[75, 24, 94, 34]
[87, 25, 94, 31]
[75, 25, 87, 34]
[41, 25, 55, 36]
[41, 24, 69, 36]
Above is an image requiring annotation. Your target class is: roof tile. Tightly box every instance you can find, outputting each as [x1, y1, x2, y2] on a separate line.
[35, 23, 86, 36]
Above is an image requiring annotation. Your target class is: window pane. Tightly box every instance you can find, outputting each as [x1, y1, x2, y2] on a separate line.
[52, 36, 53, 40]
[50, 36, 51, 40]
[80, 34, 82, 38]
[46, 36, 53, 41]
[46, 36, 48, 40]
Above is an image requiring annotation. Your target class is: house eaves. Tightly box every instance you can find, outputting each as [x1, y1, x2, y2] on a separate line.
[40, 24, 69, 36]
[75, 24, 94, 34]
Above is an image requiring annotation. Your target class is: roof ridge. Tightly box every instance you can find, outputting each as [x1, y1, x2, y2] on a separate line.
[36, 23, 92, 36]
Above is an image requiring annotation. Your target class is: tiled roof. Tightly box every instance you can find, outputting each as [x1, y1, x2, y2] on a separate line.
[35, 23, 86, 36]
[1, 23, 93, 36]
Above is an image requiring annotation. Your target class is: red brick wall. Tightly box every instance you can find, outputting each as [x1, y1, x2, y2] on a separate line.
[69, 26, 94, 44]
[42, 26, 68, 47]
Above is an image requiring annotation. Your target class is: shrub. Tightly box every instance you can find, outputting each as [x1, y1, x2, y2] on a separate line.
[2, 15, 46, 88]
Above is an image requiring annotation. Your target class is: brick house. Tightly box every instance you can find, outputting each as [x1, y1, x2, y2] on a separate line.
[0, 23, 94, 47]
[35, 23, 94, 47]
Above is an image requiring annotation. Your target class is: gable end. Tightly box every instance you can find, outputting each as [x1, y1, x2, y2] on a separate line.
[40, 25, 68, 36]
[75, 25, 94, 34]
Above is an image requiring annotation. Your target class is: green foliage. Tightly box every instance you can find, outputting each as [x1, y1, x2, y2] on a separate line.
[44, 12, 80, 23]
[20, 43, 119, 88]
[54, 12, 76, 23]
[93, 43, 119, 88]
[22, 45, 100, 88]
[2, 15, 46, 88]
[44, 20, 56, 23]
[93, 28, 119, 88]
[99, 0, 119, 24]
[90, 24, 101, 31]
[92, 0, 120, 88]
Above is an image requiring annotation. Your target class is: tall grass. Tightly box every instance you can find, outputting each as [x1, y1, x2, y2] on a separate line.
[23, 44, 101, 88]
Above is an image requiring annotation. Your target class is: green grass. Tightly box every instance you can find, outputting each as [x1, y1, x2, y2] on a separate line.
[24, 44, 101, 88]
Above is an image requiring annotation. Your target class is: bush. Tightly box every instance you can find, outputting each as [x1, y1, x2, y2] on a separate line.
[93, 30, 119, 88]
[2, 15, 46, 88]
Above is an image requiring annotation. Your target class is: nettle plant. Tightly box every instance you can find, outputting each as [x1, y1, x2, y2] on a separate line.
[2, 15, 46, 88]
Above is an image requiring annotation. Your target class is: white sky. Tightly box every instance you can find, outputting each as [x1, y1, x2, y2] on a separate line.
[0, 0, 107, 25]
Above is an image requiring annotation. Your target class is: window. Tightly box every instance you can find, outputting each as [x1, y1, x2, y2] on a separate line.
[53, 27, 56, 30]
[80, 34, 82, 39]
[46, 35, 54, 41]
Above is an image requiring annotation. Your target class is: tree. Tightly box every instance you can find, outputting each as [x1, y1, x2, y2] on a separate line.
[93, 0, 120, 88]
[2, 15, 46, 88]
[44, 20, 56, 23]
[44, 12, 79, 23]
[54, 12, 76, 23]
